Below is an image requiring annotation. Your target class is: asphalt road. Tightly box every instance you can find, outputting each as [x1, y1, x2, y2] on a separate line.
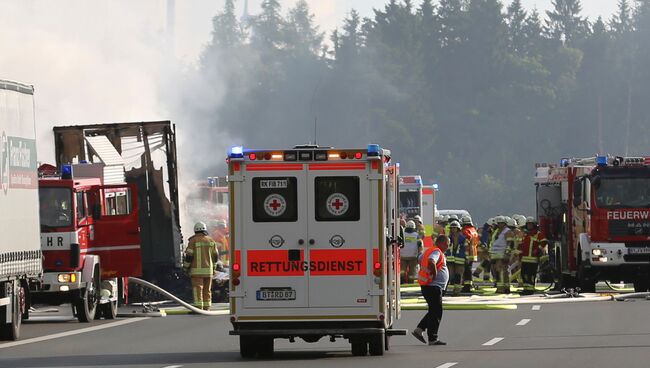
[1, 299, 650, 368]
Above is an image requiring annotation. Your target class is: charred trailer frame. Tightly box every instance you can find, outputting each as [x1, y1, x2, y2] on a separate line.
[52, 121, 184, 290]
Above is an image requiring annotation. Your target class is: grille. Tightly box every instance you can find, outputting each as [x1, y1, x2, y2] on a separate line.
[623, 254, 650, 262]
[609, 221, 650, 237]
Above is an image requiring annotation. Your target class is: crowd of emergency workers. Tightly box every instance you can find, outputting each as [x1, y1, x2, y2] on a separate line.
[400, 214, 549, 295]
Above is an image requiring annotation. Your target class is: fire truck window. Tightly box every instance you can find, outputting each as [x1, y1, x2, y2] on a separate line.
[253, 177, 298, 222]
[595, 177, 650, 208]
[76, 191, 86, 222]
[400, 191, 420, 217]
[315, 177, 360, 222]
[104, 190, 132, 216]
[39, 188, 73, 228]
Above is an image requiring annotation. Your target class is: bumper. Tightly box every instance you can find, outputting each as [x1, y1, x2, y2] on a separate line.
[230, 327, 407, 337]
[587, 242, 650, 266]
[38, 271, 83, 292]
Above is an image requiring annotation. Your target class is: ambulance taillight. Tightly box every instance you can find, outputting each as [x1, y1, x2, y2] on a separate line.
[232, 262, 241, 286]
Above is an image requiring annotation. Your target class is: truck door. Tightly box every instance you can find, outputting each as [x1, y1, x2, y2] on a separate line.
[240, 163, 309, 308]
[88, 184, 142, 278]
[307, 162, 371, 308]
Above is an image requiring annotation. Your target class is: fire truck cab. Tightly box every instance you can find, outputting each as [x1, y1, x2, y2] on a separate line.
[535, 155, 650, 292]
[33, 162, 141, 321]
[227, 144, 405, 358]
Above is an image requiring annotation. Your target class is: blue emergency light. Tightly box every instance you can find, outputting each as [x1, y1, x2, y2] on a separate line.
[208, 177, 215, 186]
[560, 158, 570, 167]
[596, 155, 607, 166]
[415, 177, 422, 184]
[433, 183, 439, 190]
[229, 146, 244, 158]
[61, 164, 73, 179]
[367, 144, 381, 157]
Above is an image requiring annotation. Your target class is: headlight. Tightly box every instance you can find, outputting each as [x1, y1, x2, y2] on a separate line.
[591, 249, 602, 256]
[57, 273, 77, 283]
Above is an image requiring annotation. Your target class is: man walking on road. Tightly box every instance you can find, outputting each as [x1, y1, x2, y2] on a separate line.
[412, 234, 449, 346]
[184, 222, 220, 310]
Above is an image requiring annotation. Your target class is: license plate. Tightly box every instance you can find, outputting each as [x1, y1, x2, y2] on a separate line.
[628, 248, 650, 255]
[256, 288, 296, 301]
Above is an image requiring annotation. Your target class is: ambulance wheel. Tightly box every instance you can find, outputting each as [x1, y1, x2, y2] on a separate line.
[239, 336, 257, 358]
[0, 284, 21, 341]
[257, 337, 274, 358]
[384, 334, 390, 351]
[351, 339, 368, 356]
[368, 334, 384, 356]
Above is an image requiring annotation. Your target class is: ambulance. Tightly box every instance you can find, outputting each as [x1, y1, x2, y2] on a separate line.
[227, 144, 406, 358]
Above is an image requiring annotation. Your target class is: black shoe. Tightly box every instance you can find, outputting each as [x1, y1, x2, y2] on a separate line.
[428, 340, 447, 345]
[411, 328, 427, 344]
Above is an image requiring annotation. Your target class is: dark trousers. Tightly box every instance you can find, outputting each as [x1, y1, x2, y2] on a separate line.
[417, 285, 443, 341]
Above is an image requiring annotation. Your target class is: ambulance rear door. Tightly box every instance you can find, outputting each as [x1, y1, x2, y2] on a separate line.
[240, 163, 309, 309]
[306, 161, 372, 308]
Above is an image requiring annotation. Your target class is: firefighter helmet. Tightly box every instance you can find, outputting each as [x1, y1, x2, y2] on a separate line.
[513, 214, 527, 228]
[526, 216, 537, 224]
[216, 219, 227, 228]
[495, 216, 506, 224]
[194, 221, 208, 233]
[461, 215, 473, 226]
[487, 217, 496, 226]
[506, 217, 516, 228]
[414, 215, 423, 223]
[406, 220, 416, 230]
[449, 220, 461, 229]
[448, 214, 459, 221]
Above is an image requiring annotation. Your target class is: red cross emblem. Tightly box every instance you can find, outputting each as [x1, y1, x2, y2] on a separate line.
[264, 194, 286, 216]
[326, 193, 349, 216]
[332, 198, 344, 210]
[269, 199, 282, 211]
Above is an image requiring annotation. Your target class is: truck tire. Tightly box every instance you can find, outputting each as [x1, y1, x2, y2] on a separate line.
[368, 333, 385, 356]
[240, 336, 257, 358]
[75, 270, 99, 323]
[257, 337, 274, 358]
[0, 283, 21, 341]
[351, 339, 368, 356]
[99, 300, 118, 319]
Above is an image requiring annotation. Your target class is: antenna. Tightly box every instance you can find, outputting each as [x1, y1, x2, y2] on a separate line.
[313, 116, 317, 145]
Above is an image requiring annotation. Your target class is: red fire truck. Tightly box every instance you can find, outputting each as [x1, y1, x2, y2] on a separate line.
[33, 162, 141, 321]
[535, 155, 650, 292]
[227, 144, 405, 358]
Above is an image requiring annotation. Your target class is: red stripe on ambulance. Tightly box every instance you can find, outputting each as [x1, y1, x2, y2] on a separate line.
[309, 249, 367, 276]
[308, 163, 366, 171]
[247, 249, 306, 276]
[245, 163, 304, 171]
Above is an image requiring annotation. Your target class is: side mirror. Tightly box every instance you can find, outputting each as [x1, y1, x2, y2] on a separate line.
[92, 204, 102, 220]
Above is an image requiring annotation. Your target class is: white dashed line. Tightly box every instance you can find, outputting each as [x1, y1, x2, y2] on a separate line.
[482, 337, 504, 346]
[532, 305, 541, 311]
[435, 363, 458, 368]
[516, 318, 531, 326]
[0, 317, 150, 349]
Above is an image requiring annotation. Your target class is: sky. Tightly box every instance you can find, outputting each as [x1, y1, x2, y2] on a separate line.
[0, 0, 621, 163]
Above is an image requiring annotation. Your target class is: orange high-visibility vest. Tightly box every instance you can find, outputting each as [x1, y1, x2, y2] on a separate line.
[417, 246, 446, 286]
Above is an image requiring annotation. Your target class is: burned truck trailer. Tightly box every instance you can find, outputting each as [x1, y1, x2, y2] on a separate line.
[52, 121, 184, 289]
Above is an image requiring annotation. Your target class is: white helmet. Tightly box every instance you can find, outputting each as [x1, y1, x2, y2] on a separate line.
[414, 215, 423, 223]
[216, 219, 227, 228]
[526, 216, 537, 224]
[460, 215, 473, 226]
[506, 217, 517, 228]
[194, 221, 208, 233]
[406, 220, 416, 229]
[513, 215, 527, 228]
[487, 217, 496, 226]
[441, 215, 449, 222]
[495, 215, 507, 224]
[448, 214, 459, 221]
[449, 220, 461, 229]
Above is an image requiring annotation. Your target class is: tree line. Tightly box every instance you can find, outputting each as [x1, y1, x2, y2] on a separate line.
[185, 0, 650, 222]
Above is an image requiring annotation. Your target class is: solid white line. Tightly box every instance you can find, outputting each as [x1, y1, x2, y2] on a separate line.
[0, 317, 149, 349]
[482, 337, 504, 346]
[532, 305, 541, 311]
[163, 366, 183, 368]
[516, 318, 531, 326]
[435, 363, 458, 368]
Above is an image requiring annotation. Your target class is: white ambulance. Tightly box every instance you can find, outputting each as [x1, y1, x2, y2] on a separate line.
[227, 144, 406, 358]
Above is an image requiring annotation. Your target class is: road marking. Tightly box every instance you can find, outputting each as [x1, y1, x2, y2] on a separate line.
[435, 363, 458, 368]
[0, 317, 149, 349]
[482, 337, 504, 346]
[163, 366, 183, 368]
[516, 318, 531, 326]
[532, 305, 541, 311]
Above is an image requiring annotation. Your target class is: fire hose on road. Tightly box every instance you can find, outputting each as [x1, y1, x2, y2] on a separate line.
[128, 277, 228, 316]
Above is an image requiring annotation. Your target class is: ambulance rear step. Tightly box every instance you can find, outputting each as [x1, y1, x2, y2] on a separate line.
[230, 328, 407, 337]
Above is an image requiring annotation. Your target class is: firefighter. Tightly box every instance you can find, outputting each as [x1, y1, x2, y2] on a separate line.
[433, 215, 447, 239]
[448, 220, 467, 296]
[473, 217, 494, 282]
[490, 216, 514, 294]
[401, 220, 423, 283]
[184, 222, 220, 310]
[212, 219, 229, 266]
[460, 216, 479, 292]
[414, 215, 426, 239]
[510, 215, 527, 287]
[445, 214, 459, 236]
[520, 217, 548, 295]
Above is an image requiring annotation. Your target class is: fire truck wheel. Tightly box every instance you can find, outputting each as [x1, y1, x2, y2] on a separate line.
[368, 334, 385, 356]
[0, 283, 21, 341]
[351, 339, 368, 356]
[99, 300, 118, 319]
[75, 272, 99, 323]
[257, 337, 274, 358]
[239, 336, 257, 358]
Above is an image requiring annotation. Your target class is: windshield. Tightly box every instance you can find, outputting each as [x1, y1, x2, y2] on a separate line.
[594, 177, 650, 208]
[400, 191, 421, 217]
[39, 187, 73, 228]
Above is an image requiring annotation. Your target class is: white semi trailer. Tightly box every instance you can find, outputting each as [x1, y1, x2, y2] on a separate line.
[0, 79, 42, 340]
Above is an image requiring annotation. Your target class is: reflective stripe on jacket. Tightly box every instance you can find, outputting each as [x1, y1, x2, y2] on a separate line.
[521, 230, 547, 263]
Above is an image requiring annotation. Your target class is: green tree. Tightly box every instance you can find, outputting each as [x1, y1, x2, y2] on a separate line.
[284, 0, 323, 56]
[251, 0, 284, 49]
[506, 0, 527, 54]
[545, 0, 588, 44]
